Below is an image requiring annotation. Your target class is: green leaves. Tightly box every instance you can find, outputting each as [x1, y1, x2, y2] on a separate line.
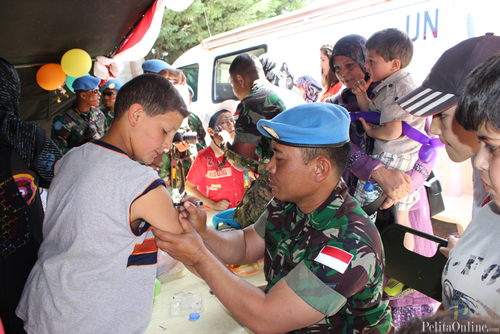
[149, 0, 309, 64]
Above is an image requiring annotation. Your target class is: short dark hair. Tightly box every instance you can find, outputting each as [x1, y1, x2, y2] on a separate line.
[456, 53, 500, 132]
[299, 141, 351, 178]
[229, 53, 264, 81]
[366, 28, 413, 69]
[114, 74, 189, 120]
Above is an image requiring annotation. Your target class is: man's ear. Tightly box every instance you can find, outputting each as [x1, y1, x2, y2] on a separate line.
[207, 127, 215, 136]
[313, 156, 332, 183]
[128, 103, 145, 127]
[391, 58, 402, 71]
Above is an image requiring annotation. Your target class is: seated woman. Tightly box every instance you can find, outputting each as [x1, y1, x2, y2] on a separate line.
[185, 100, 246, 211]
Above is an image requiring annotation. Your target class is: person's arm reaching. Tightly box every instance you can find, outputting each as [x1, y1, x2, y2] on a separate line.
[153, 206, 325, 334]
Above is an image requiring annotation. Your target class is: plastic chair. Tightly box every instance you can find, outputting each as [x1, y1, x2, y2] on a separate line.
[380, 224, 448, 302]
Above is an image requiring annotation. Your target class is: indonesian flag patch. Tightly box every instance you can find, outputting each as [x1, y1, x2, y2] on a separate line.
[314, 246, 353, 274]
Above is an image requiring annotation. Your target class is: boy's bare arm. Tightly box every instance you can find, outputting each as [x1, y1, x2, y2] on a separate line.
[360, 119, 402, 140]
[130, 186, 183, 234]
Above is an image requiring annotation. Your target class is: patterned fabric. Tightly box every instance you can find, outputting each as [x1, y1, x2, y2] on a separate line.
[152, 148, 194, 195]
[99, 105, 115, 132]
[51, 105, 106, 154]
[327, 84, 378, 194]
[188, 112, 207, 152]
[295, 75, 322, 103]
[331, 34, 369, 73]
[259, 54, 294, 90]
[391, 304, 437, 331]
[222, 147, 271, 228]
[261, 179, 393, 333]
[233, 78, 299, 160]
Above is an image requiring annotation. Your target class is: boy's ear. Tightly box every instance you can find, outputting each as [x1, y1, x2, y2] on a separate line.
[128, 103, 144, 126]
[207, 127, 215, 136]
[391, 58, 402, 71]
[237, 74, 246, 87]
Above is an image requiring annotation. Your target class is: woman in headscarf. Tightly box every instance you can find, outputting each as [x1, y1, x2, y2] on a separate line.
[327, 35, 438, 330]
[0, 58, 62, 333]
[294, 75, 322, 103]
[318, 44, 343, 102]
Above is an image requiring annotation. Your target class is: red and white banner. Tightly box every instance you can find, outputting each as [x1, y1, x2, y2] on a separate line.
[314, 246, 353, 274]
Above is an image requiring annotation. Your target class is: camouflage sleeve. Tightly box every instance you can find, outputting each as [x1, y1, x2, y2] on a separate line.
[285, 237, 381, 316]
[285, 261, 346, 316]
[188, 113, 207, 150]
[253, 210, 269, 238]
[50, 113, 72, 154]
[232, 100, 263, 147]
[223, 146, 268, 175]
[90, 108, 106, 137]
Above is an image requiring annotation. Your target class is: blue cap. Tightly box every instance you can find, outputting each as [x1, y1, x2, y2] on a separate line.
[189, 312, 200, 321]
[101, 78, 123, 91]
[257, 103, 350, 148]
[142, 59, 173, 73]
[72, 76, 100, 91]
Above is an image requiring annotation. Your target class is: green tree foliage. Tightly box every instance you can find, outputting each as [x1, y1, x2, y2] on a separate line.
[150, 0, 309, 64]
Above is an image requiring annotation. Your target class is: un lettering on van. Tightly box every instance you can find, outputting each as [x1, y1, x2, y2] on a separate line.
[406, 9, 438, 41]
[206, 168, 233, 179]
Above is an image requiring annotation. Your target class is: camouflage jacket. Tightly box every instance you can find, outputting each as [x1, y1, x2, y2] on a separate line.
[151, 147, 195, 195]
[254, 179, 393, 334]
[99, 105, 115, 132]
[51, 105, 105, 154]
[188, 112, 207, 152]
[221, 146, 272, 228]
[233, 78, 302, 160]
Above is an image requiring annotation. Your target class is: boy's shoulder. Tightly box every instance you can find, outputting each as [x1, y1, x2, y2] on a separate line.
[375, 69, 415, 96]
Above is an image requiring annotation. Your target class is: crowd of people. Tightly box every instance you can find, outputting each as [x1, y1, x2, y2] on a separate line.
[1, 27, 500, 334]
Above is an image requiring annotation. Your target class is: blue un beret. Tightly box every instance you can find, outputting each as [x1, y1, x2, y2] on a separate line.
[257, 103, 350, 148]
[101, 79, 123, 91]
[142, 59, 172, 73]
[73, 76, 100, 91]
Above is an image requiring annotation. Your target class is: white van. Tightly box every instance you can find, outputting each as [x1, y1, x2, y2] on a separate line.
[173, 0, 498, 231]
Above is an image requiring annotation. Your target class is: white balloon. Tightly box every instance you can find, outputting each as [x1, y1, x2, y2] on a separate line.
[165, 0, 194, 12]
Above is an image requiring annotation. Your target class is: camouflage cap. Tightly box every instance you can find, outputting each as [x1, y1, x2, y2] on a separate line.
[257, 103, 350, 148]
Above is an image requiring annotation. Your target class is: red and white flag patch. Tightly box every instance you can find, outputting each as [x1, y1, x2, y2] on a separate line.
[314, 246, 353, 274]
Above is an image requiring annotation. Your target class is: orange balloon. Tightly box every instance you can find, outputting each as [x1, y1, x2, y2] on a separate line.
[36, 63, 66, 91]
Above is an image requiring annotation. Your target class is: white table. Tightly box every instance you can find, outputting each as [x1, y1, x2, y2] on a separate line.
[145, 209, 267, 334]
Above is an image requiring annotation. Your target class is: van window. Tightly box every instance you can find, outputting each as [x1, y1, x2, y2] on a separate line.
[213, 45, 267, 103]
[178, 63, 199, 102]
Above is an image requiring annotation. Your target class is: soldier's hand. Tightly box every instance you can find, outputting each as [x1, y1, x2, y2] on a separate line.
[177, 195, 209, 237]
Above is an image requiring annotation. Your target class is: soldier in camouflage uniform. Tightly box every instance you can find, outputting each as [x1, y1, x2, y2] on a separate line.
[51, 76, 106, 154]
[154, 103, 393, 333]
[99, 78, 122, 132]
[219, 53, 303, 227]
